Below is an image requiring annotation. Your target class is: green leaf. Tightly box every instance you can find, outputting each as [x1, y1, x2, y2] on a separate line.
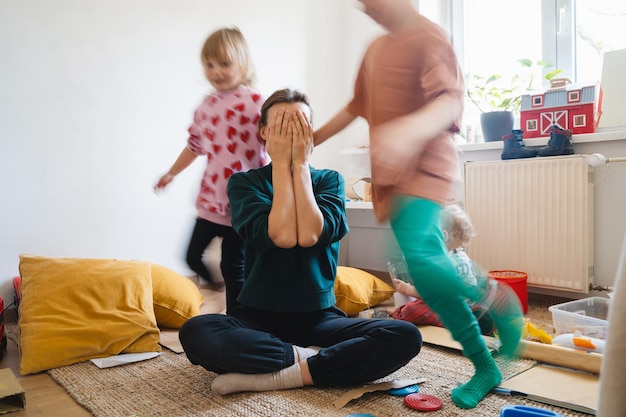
[466, 58, 561, 113]
[485, 75, 502, 84]
[536, 60, 553, 68]
[545, 69, 563, 80]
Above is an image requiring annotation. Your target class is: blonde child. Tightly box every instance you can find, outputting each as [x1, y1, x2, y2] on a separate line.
[155, 27, 268, 314]
[314, 0, 523, 409]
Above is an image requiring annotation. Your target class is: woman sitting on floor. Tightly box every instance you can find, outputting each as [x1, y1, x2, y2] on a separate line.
[178, 88, 422, 394]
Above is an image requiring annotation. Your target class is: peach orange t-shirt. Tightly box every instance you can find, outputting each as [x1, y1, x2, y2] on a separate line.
[346, 17, 465, 222]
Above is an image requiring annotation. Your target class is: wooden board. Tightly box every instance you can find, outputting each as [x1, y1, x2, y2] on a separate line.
[497, 365, 599, 415]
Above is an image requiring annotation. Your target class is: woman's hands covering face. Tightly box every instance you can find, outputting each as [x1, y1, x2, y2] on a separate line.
[266, 107, 293, 165]
[290, 109, 313, 165]
[265, 107, 313, 166]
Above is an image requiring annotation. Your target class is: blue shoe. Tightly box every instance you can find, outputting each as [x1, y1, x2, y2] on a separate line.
[501, 129, 538, 160]
[537, 125, 574, 157]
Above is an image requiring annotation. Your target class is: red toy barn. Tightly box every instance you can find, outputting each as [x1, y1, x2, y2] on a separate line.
[520, 81, 602, 138]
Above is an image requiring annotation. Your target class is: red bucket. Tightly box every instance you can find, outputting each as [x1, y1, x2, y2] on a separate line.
[488, 270, 528, 313]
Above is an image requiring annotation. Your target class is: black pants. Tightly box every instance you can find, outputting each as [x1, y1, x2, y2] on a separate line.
[180, 306, 422, 386]
[186, 218, 244, 314]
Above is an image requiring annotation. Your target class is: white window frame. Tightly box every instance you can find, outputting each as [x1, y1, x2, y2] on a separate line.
[442, 0, 576, 81]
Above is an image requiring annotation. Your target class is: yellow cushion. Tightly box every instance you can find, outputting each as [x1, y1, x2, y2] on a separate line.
[18, 255, 161, 375]
[334, 266, 394, 315]
[151, 263, 204, 329]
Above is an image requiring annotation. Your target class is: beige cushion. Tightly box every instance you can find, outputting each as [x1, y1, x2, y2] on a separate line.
[334, 266, 394, 316]
[18, 255, 161, 375]
[151, 263, 204, 329]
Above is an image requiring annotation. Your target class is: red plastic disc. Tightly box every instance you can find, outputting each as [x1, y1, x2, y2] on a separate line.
[403, 393, 443, 411]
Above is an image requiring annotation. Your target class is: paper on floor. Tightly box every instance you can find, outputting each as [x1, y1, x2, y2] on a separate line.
[333, 378, 426, 409]
[90, 352, 161, 369]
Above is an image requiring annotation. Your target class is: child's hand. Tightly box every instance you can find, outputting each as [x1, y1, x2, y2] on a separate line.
[392, 278, 411, 294]
[392, 278, 420, 298]
[154, 174, 175, 192]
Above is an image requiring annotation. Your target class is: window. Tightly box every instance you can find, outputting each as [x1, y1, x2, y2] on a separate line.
[573, 114, 587, 128]
[575, 0, 626, 83]
[568, 90, 580, 103]
[433, 0, 626, 141]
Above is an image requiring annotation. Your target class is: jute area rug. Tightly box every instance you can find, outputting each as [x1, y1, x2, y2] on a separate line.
[47, 342, 589, 417]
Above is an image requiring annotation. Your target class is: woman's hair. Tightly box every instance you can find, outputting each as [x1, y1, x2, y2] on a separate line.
[201, 27, 255, 87]
[441, 203, 475, 246]
[258, 88, 313, 128]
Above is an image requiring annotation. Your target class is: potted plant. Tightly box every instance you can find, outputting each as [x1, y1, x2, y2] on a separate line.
[466, 59, 562, 142]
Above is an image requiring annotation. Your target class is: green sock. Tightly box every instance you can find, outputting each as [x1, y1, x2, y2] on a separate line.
[451, 350, 502, 409]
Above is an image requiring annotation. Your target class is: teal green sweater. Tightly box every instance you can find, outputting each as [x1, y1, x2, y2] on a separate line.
[228, 164, 348, 312]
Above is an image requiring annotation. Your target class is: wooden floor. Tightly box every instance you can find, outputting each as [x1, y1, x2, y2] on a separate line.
[0, 286, 565, 417]
[1, 333, 92, 417]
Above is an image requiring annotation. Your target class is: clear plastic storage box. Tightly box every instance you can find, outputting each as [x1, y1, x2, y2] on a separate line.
[548, 296, 611, 339]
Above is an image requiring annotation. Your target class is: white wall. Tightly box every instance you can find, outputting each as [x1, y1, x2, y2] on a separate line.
[0, 0, 381, 303]
[2, 1, 624, 304]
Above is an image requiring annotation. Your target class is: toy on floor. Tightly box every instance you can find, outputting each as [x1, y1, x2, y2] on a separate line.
[386, 384, 419, 396]
[523, 320, 553, 344]
[404, 393, 443, 411]
[552, 330, 606, 353]
[0, 276, 22, 359]
[500, 404, 563, 416]
[0, 295, 6, 360]
[13, 276, 21, 317]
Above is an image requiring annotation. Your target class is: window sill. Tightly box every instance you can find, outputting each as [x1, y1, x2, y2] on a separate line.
[339, 128, 626, 156]
[459, 128, 626, 152]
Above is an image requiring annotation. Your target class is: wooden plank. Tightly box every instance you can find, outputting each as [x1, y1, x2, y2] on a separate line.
[516, 339, 602, 374]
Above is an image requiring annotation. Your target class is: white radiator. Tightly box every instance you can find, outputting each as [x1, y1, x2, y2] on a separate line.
[464, 155, 594, 293]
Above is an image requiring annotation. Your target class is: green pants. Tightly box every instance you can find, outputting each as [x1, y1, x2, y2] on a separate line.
[390, 196, 486, 356]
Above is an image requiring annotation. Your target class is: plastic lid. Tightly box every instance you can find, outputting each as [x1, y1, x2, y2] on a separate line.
[386, 384, 419, 396]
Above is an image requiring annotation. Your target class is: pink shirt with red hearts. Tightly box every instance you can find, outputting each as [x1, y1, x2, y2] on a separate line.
[187, 86, 268, 226]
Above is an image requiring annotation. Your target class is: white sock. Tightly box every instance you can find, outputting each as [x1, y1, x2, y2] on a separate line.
[211, 363, 304, 395]
[293, 345, 320, 362]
